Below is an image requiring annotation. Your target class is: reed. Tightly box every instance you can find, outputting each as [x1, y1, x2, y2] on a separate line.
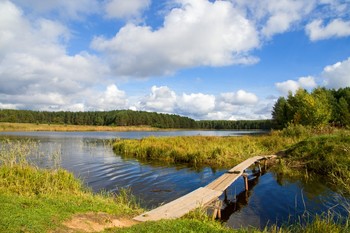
[113, 133, 301, 168]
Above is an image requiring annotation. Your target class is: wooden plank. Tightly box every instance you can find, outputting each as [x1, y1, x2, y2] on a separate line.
[133, 155, 277, 222]
[133, 187, 222, 222]
[206, 156, 263, 191]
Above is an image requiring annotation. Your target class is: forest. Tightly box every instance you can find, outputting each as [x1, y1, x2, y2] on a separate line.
[0, 110, 197, 129]
[272, 87, 350, 128]
[0, 109, 272, 130]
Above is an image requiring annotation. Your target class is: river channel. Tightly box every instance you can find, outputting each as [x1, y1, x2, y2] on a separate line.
[0, 130, 348, 229]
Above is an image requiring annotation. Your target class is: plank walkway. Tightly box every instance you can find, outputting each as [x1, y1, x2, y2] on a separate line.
[133, 155, 276, 222]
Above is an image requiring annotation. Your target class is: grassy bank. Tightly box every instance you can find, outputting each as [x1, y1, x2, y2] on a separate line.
[0, 165, 143, 232]
[0, 139, 143, 232]
[0, 122, 161, 132]
[113, 128, 305, 168]
[275, 131, 350, 195]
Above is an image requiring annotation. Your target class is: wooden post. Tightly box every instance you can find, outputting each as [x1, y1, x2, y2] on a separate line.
[212, 199, 222, 220]
[264, 159, 267, 171]
[224, 189, 228, 202]
[217, 200, 222, 219]
[255, 161, 262, 173]
[242, 173, 249, 191]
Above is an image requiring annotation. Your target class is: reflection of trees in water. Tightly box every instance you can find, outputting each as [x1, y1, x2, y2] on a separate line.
[272, 169, 330, 200]
[219, 171, 262, 222]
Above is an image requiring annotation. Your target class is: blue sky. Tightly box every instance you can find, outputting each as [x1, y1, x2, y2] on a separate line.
[1, 0, 350, 120]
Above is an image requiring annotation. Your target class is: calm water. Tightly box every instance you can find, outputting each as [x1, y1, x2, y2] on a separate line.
[0, 130, 348, 229]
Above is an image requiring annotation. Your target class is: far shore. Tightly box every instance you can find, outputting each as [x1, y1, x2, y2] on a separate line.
[0, 122, 166, 132]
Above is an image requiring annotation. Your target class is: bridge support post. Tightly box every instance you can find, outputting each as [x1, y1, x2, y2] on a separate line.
[212, 199, 222, 220]
[255, 161, 262, 173]
[242, 173, 249, 191]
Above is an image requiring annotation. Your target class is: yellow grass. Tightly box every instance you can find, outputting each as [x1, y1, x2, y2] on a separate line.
[0, 122, 161, 132]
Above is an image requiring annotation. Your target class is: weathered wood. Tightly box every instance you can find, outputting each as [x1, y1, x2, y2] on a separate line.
[133, 187, 222, 222]
[242, 173, 249, 191]
[133, 154, 277, 222]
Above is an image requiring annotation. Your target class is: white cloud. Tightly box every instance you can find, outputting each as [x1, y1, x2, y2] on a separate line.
[298, 76, 317, 88]
[275, 76, 317, 95]
[233, 0, 316, 38]
[177, 93, 216, 116]
[306, 19, 350, 41]
[92, 0, 259, 77]
[87, 85, 128, 111]
[12, 0, 100, 19]
[105, 0, 150, 20]
[275, 80, 300, 95]
[219, 90, 258, 106]
[135, 86, 271, 120]
[139, 86, 177, 113]
[323, 57, 350, 88]
[0, 1, 109, 111]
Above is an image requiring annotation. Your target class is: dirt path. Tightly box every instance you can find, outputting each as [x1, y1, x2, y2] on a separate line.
[53, 212, 138, 233]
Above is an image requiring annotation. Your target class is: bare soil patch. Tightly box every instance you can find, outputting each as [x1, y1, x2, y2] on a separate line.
[54, 212, 138, 233]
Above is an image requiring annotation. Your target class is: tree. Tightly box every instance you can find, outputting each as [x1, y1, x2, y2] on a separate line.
[272, 97, 289, 128]
[338, 97, 350, 127]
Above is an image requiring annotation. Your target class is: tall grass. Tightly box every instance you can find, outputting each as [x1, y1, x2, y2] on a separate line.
[283, 131, 350, 195]
[0, 138, 143, 232]
[0, 138, 39, 167]
[113, 133, 301, 168]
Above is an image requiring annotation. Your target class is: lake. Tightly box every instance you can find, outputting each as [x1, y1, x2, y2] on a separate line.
[0, 130, 348, 229]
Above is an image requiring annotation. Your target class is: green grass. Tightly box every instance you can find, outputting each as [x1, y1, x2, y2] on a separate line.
[113, 133, 300, 168]
[107, 219, 235, 233]
[0, 165, 143, 232]
[280, 131, 350, 194]
[0, 139, 143, 232]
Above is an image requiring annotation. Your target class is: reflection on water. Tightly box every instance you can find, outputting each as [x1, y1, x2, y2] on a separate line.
[0, 131, 348, 229]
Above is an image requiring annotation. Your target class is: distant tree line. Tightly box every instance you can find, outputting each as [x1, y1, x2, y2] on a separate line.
[0, 109, 273, 130]
[0, 109, 197, 129]
[272, 87, 350, 129]
[197, 120, 272, 130]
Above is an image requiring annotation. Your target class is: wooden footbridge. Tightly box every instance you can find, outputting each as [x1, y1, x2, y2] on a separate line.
[134, 155, 277, 222]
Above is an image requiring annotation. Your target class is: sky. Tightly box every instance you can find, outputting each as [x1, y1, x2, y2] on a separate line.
[0, 0, 350, 120]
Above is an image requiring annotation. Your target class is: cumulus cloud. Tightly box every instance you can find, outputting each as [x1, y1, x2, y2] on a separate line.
[219, 90, 258, 106]
[177, 93, 216, 116]
[306, 19, 350, 41]
[86, 85, 128, 111]
[136, 86, 270, 120]
[275, 80, 301, 95]
[92, 0, 259, 77]
[0, 1, 108, 111]
[323, 57, 350, 88]
[275, 76, 317, 95]
[104, 0, 150, 20]
[261, 0, 315, 37]
[11, 0, 100, 19]
[139, 86, 177, 112]
[232, 0, 316, 38]
[298, 76, 317, 88]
